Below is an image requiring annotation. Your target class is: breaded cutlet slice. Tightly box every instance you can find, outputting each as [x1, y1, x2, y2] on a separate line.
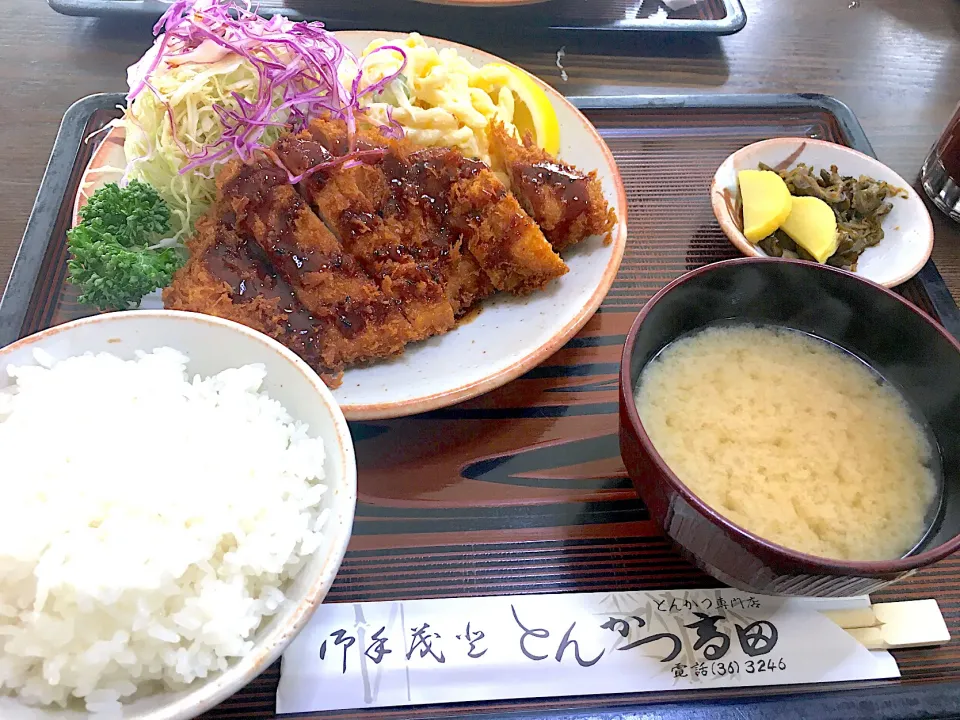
[488, 123, 617, 252]
[289, 119, 567, 296]
[216, 158, 413, 365]
[379, 147, 495, 314]
[163, 217, 346, 386]
[406, 145, 569, 295]
[306, 120, 567, 295]
[318, 119, 496, 317]
[272, 131, 458, 338]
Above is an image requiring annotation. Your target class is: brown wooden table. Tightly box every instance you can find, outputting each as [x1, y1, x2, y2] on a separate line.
[3, 0, 960, 301]
[3, 3, 960, 719]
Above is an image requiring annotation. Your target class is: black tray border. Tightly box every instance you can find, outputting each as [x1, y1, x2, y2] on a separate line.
[1, 92, 960, 718]
[47, 0, 748, 36]
[0, 93, 117, 346]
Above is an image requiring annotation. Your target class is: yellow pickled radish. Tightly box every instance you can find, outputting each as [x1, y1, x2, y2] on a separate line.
[780, 196, 840, 264]
[738, 169, 793, 243]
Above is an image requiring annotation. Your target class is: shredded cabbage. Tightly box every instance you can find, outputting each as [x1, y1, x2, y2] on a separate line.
[123, 52, 275, 240]
[120, 0, 406, 243]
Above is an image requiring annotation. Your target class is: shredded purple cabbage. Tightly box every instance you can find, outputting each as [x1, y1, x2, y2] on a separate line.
[131, 0, 409, 182]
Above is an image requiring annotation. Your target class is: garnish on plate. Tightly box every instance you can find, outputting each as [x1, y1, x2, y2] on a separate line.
[737, 169, 792, 242]
[67, 181, 182, 310]
[120, 0, 404, 242]
[352, 33, 561, 167]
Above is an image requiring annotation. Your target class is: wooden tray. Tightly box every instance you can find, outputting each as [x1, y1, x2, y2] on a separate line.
[46, 0, 747, 38]
[2, 93, 960, 720]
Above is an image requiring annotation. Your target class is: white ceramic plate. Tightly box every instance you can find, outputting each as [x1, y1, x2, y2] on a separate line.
[710, 137, 934, 288]
[73, 31, 627, 421]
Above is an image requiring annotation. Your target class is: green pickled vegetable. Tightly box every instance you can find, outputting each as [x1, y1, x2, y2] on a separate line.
[755, 162, 906, 271]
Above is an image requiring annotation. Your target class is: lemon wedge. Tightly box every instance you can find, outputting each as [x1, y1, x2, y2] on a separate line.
[477, 63, 561, 156]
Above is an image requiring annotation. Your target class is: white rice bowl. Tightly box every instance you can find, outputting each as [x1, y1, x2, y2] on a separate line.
[0, 311, 356, 719]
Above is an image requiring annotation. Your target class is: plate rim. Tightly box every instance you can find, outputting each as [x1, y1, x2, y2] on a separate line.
[71, 30, 628, 420]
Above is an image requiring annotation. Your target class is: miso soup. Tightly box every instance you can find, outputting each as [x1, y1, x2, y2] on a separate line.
[634, 324, 940, 561]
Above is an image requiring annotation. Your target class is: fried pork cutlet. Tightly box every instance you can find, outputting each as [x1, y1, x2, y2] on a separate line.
[216, 158, 413, 365]
[272, 131, 457, 340]
[312, 118, 568, 294]
[279, 119, 567, 298]
[164, 159, 416, 385]
[380, 147, 495, 313]
[488, 124, 617, 253]
[409, 145, 569, 296]
[389, 144, 568, 296]
[283, 127, 494, 313]
[163, 217, 346, 385]
[165, 117, 596, 386]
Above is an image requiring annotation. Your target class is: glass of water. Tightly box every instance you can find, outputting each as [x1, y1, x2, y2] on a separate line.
[921, 102, 960, 223]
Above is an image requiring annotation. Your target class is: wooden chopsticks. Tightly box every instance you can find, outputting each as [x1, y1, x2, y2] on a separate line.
[822, 599, 950, 651]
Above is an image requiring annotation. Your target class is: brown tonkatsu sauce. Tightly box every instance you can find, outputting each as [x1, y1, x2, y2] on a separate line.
[221, 161, 288, 208]
[204, 229, 318, 339]
[338, 208, 379, 244]
[382, 148, 485, 228]
[205, 229, 386, 342]
[215, 163, 399, 341]
[306, 123, 381, 158]
[518, 162, 590, 236]
[275, 136, 336, 176]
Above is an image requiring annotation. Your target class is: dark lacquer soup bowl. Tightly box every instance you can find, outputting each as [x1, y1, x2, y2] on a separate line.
[619, 257, 960, 597]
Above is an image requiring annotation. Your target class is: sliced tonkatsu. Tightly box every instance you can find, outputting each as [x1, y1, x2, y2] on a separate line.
[280, 118, 567, 298]
[488, 123, 617, 252]
[404, 144, 569, 295]
[313, 123, 500, 312]
[273, 129, 458, 340]
[163, 116, 607, 387]
[165, 159, 416, 385]
[216, 158, 413, 365]
[163, 218, 344, 383]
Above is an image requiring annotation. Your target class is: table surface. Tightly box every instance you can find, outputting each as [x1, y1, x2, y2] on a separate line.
[3, 1, 960, 717]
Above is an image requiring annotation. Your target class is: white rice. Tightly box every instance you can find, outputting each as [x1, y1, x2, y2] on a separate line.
[0, 348, 328, 715]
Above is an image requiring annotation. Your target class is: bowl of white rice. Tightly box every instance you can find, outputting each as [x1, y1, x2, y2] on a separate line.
[0, 310, 357, 719]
